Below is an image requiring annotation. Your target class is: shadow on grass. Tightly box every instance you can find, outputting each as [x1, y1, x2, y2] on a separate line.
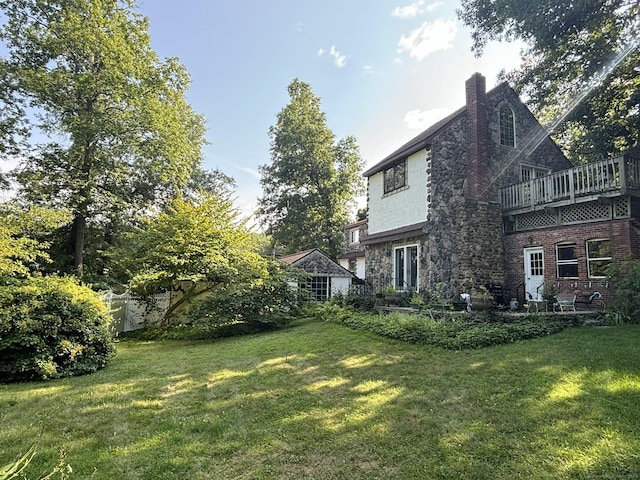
[1, 321, 639, 479]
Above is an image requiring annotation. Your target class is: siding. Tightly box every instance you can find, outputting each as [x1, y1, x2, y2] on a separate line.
[367, 149, 428, 235]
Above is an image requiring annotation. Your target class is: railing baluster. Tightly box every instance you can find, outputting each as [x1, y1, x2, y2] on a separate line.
[499, 156, 640, 211]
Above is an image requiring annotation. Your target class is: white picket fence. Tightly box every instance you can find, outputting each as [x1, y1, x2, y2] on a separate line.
[101, 291, 171, 333]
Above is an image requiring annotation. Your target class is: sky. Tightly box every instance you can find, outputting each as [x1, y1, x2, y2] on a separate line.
[135, 0, 527, 218]
[3, 0, 526, 214]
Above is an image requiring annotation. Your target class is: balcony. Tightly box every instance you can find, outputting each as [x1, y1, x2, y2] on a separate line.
[500, 155, 640, 214]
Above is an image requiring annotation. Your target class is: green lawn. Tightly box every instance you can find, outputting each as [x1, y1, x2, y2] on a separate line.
[1, 318, 639, 479]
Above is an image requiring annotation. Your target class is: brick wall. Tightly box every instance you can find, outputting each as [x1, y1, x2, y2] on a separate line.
[503, 219, 639, 305]
[466, 73, 489, 200]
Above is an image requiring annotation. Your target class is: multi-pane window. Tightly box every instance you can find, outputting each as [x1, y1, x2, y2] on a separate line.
[394, 245, 418, 291]
[586, 239, 611, 278]
[349, 228, 359, 244]
[529, 250, 544, 276]
[306, 276, 329, 301]
[499, 105, 515, 147]
[521, 165, 550, 182]
[384, 160, 406, 193]
[556, 243, 578, 278]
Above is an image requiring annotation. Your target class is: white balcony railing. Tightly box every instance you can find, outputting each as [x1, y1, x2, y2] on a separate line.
[500, 156, 640, 212]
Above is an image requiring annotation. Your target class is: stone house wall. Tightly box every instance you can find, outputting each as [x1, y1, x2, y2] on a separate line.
[341, 220, 367, 255]
[364, 234, 429, 291]
[362, 73, 579, 301]
[483, 85, 571, 193]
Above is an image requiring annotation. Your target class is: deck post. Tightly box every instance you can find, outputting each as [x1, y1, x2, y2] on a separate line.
[619, 156, 628, 195]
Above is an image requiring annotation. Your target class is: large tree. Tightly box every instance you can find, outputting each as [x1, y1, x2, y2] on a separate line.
[258, 79, 364, 259]
[119, 191, 268, 323]
[0, 0, 206, 276]
[458, 0, 640, 163]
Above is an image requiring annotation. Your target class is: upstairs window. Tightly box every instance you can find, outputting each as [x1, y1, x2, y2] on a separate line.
[349, 228, 360, 244]
[556, 243, 578, 278]
[521, 165, 550, 182]
[586, 239, 611, 278]
[499, 105, 515, 147]
[384, 160, 406, 194]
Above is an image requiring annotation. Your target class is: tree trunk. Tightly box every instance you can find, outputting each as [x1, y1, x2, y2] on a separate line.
[160, 283, 216, 326]
[73, 213, 86, 277]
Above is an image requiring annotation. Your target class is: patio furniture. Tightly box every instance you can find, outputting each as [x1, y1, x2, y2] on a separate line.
[554, 293, 577, 312]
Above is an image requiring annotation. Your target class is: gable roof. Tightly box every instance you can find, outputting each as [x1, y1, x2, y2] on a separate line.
[279, 248, 356, 278]
[279, 249, 316, 265]
[362, 81, 512, 178]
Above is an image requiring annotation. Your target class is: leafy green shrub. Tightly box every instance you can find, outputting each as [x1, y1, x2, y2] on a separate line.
[310, 304, 577, 349]
[185, 263, 307, 330]
[0, 276, 115, 382]
[332, 290, 379, 311]
[606, 259, 640, 324]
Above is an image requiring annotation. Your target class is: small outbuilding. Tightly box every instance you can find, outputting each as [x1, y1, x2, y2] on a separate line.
[279, 249, 358, 301]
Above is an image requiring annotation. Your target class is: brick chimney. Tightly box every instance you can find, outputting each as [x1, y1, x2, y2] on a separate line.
[465, 73, 489, 201]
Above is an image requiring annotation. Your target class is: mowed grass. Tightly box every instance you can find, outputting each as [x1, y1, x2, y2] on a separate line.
[1, 318, 640, 479]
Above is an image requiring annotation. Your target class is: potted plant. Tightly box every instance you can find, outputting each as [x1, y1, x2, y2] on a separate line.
[409, 292, 425, 309]
[470, 286, 495, 311]
[426, 283, 453, 310]
[382, 285, 401, 305]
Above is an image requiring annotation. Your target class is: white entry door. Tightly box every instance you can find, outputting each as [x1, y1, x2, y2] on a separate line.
[524, 247, 545, 300]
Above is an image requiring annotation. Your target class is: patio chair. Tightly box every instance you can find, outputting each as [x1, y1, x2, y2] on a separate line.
[553, 293, 576, 312]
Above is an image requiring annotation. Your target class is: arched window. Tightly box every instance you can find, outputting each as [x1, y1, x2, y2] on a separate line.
[499, 105, 515, 147]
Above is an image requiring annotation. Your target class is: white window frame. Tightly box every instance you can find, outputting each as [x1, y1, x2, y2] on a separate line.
[306, 276, 330, 301]
[586, 238, 612, 278]
[393, 244, 419, 291]
[521, 164, 550, 182]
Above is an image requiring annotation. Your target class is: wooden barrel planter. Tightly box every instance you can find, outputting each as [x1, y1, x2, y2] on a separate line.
[470, 297, 494, 311]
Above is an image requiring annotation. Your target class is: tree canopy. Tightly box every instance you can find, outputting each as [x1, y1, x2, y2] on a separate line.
[0, 0, 206, 276]
[458, 0, 640, 163]
[258, 79, 364, 259]
[119, 191, 268, 321]
[0, 202, 70, 279]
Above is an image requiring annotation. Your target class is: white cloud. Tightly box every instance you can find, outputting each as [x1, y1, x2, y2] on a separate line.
[319, 45, 348, 68]
[403, 107, 452, 130]
[424, 2, 443, 12]
[362, 65, 374, 74]
[329, 46, 347, 67]
[397, 18, 457, 61]
[238, 166, 261, 179]
[392, 1, 443, 19]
